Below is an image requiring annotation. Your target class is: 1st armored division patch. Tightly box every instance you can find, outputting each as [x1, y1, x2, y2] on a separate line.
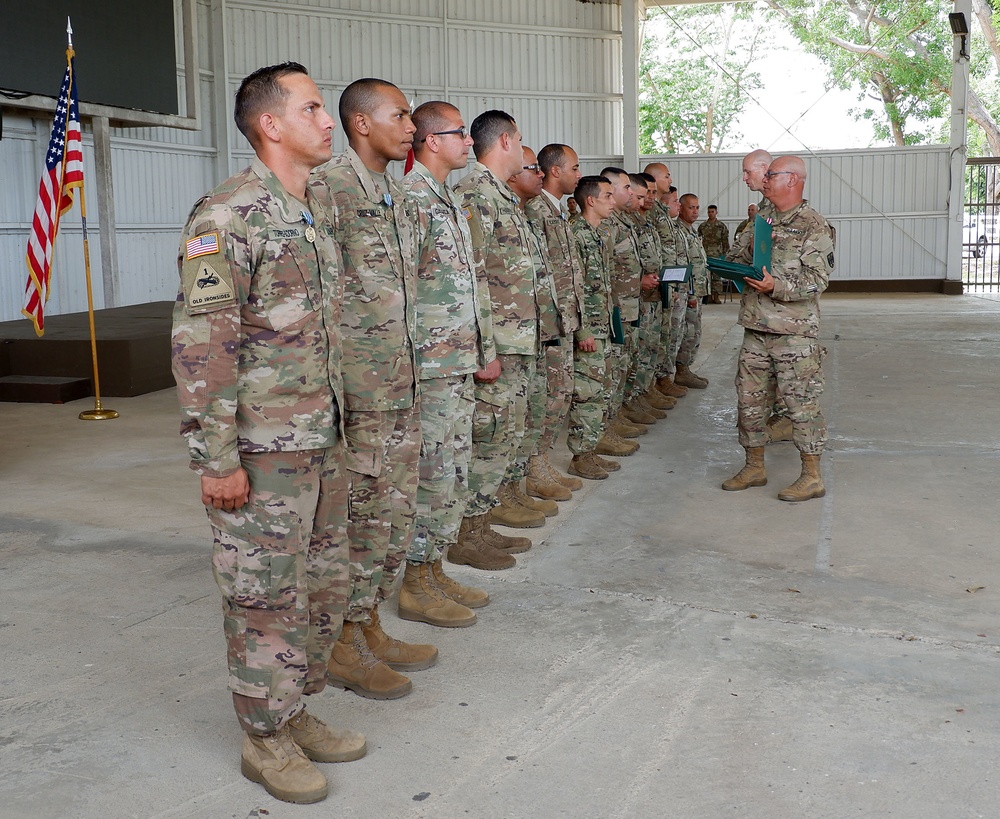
[182, 253, 236, 314]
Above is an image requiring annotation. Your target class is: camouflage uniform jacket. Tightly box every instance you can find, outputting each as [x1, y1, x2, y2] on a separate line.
[738, 200, 833, 339]
[651, 200, 678, 267]
[171, 156, 343, 478]
[402, 160, 495, 380]
[632, 211, 663, 303]
[698, 219, 730, 258]
[570, 217, 613, 339]
[523, 211, 565, 344]
[453, 162, 538, 356]
[525, 191, 585, 338]
[319, 147, 417, 411]
[675, 218, 709, 298]
[607, 211, 642, 322]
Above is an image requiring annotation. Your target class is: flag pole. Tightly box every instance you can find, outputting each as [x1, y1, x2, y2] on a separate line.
[70, 18, 118, 421]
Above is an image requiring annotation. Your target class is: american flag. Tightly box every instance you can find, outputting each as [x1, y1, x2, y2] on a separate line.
[22, 52, 84, 336]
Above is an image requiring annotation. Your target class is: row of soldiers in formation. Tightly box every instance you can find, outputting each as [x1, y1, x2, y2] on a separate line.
[171, 62, 812, 805]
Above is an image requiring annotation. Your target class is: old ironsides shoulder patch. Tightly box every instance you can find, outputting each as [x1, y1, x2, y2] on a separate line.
[183, 252, 236, 314]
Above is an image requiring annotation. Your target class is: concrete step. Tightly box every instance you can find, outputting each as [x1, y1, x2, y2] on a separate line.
[0, 374, 92, 404]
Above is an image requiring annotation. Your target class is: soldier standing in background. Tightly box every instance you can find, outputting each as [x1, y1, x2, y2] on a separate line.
[735, 202, 758, 241]
[320, 78, 428, 702]
[172, 62, 365, 805]
[567, 175, 619, 480]
[698, 204, 730, 304]
[526, 143, 587, 495]
[451, 110, 539, 570]
[722, 155, 833, 502]
[674, 193, 711, 390]
[398, 101, 494, 628]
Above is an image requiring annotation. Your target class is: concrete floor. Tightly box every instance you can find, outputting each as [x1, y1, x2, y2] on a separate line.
[3, 293, 1000, 819]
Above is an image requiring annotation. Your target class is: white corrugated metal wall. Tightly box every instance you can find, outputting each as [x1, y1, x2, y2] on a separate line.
[0, 0, 623, 323]
[646, 146, 951, 281]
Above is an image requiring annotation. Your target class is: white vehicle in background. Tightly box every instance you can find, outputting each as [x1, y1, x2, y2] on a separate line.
[964, 215, 993, 258]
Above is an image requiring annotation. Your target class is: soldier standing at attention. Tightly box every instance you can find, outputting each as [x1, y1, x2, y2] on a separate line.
[398, 101, 495, 628]
[525, 143, 587, 495]
[674, 193, 711, 390]
[451, 110, 540, 570]
[171, 62, 365, 805]
[735, 203, 758, 241]
[319, 78, 428, 701]
[698, 204, 730, 304]
[566, 175, 619, 480]
[507, 146, 569, 512]
[722, 155, 833, 502]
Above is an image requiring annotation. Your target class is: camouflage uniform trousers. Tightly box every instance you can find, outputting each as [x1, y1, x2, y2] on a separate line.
[209, 445, 349, 736]
[656, 287, 687, 380]
[343, 405, 420, 624]
[606, 323, 638, 419]
[677, 298, 703, 369]
[537, 341, 574, 454]
[735, 329, 827, 454]
[567, 337, 608, 455]
[509, 348, 550, 482]
[465, 353, 535, 517]
[408, 374, 475, 565]
[626, 301, 663, 399]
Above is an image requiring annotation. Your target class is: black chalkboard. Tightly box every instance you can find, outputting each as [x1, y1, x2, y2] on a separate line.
[0, 0, 178, 115]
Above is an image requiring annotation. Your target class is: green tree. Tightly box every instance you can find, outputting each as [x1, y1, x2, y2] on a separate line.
[639, 4, 768, 154]
[765, 0, 1000, 154]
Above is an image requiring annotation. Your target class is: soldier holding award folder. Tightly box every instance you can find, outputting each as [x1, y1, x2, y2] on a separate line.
[720, 155, 835, 503]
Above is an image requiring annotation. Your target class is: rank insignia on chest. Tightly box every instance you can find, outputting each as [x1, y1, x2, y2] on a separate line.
[186, 232, 220, 259]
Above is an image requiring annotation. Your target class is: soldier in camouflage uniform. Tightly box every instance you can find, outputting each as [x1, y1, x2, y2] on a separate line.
[171, 63, 365, 805]
[317, 78, 427, 701]
[698, 204, 730, 304]
[566, 175, 618, 480]
[525, 143, 587, 494]
[735, 203, 758, 242]
[674, 193, 711, 390]
[727, 149, 793, 444]
[450, 109, 540, 570]
[721, 155, 833, 503]
[399, 101, 495, 627]
[598, 167, 647, 453]
[623, 173, 670, 419]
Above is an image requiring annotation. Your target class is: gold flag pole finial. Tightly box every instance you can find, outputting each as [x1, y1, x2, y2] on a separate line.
[70, 20, 118, 421]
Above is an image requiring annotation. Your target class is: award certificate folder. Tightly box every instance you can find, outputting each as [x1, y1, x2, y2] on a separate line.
[752, 213, 772, 275]
[659, 265, 691, 283]
[610, 305, 625, 345]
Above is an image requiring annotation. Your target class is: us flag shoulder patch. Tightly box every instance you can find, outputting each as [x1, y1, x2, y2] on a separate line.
[462, 208, 472, 221]
[186, 232, 220, 259]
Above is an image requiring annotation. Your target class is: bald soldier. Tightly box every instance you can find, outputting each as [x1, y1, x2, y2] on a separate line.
[721, 155, 834, 502]
[171, 62, 364, 805]
[318, 78, 427, 702]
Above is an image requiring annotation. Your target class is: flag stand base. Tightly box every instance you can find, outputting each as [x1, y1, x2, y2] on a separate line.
[79, 402, 119, 421]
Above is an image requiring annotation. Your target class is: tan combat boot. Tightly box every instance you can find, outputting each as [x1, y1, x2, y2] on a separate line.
[447, 516, 517, 570]
[490, 482, 546, 528]
[766, 414, 794, 443]
[481, 518, 532, 553]
[778, 453, 826, 502]
[596, 431, 639, 457]
[541, 452, 583, 491]
[364, 604, 441, 669]
[675, 364, 708, 389]
[635, 394, 668, 419]
[645, 388, 676, 410]
[398, 563, 477, 628]
[430, 558, 490, 608]
[721, 447, 767, 491]
[326, 621, 412, 700]
[509, 479, 558, 517]
[526, 454, 572, 501]
[568, 451, 609, 481]
[613, 416, 647, 437]
[656, 374, 688, 398]
[622, 399, 657, 425]
[286, 709, 367, 763]
[241, 725, 329, 804]
[592, 453, 622, 472]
